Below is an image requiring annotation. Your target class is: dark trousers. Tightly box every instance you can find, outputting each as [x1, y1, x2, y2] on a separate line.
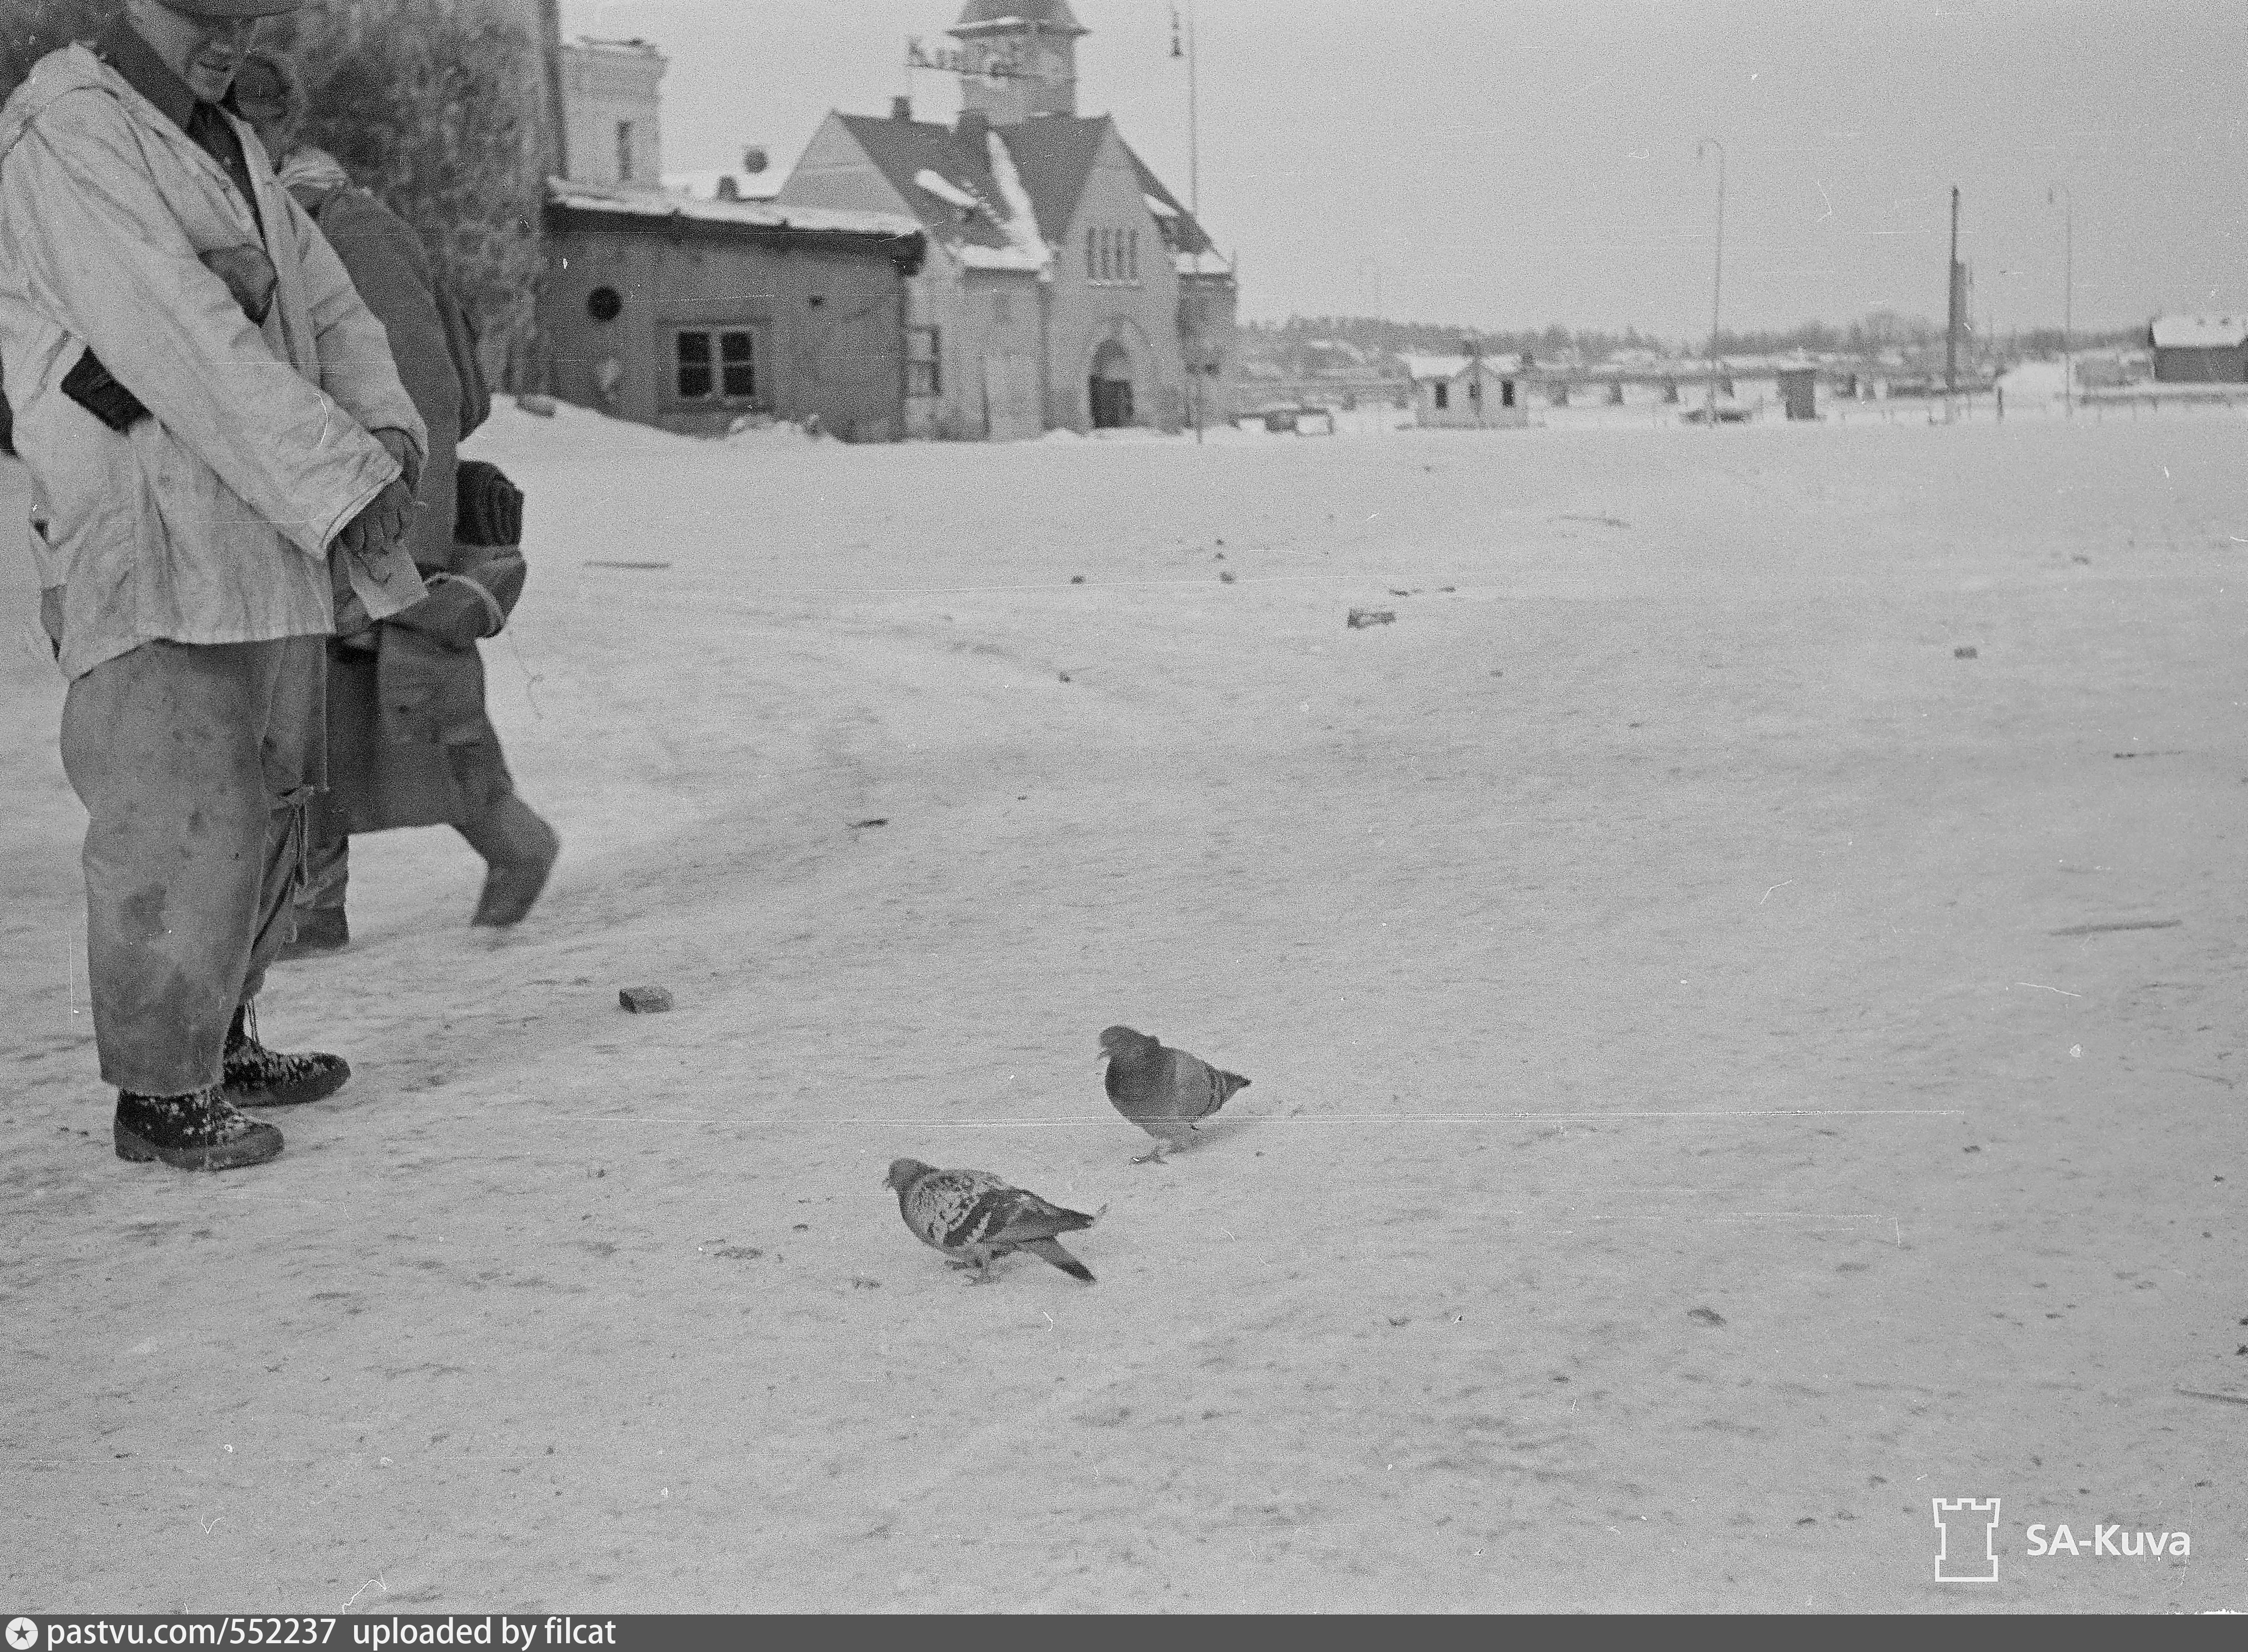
[59, 636, 325, 1096]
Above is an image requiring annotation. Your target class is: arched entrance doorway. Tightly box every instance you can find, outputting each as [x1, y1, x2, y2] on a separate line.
[1088, 340, 1134, 429]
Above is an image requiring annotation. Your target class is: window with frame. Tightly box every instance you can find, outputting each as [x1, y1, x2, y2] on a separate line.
[907, 325, 941, 397]
[1433, 382, 1449, 411]
[617, 120, 636, 182]
[674, 328, 757, 403]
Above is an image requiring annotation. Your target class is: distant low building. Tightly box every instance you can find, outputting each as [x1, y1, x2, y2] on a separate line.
[541, 39, 928, 440]
[2149, 315, 2248, 382]
[1401, 353, 1529, 429]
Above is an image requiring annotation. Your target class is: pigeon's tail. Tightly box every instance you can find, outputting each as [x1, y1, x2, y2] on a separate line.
[1021, 1237, 1096, 1283]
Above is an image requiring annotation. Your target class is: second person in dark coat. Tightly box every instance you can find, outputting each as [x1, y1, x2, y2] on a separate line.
[234, 51, 560, 955]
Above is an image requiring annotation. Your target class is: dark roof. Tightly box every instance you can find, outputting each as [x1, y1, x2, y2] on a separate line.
[1001, 115, 1108, 240]
[838, 112, 1214, 257]
[1120, 136, 1214, 256]
[833, 114, 1017, 251]
[951, 0, 1086, 36]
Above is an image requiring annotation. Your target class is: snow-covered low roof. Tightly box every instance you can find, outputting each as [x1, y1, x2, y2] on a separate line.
[663, 169, 779, 202]
[2151, 314, 2248, 349]
[1143, 193, 1178, 219]
[1398, 352, 1521, 383]
[548, 177, 921, 241]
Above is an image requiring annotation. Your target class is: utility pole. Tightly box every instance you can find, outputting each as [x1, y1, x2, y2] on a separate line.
[1945, 185, 1962, 395]
[2049, 183, 2074, 418]
[1697, 138, 1725, 424]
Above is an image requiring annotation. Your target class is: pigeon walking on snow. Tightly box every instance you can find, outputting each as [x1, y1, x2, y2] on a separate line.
[1098, 1025, 1250, 1163]
[883, 1159, 1099, 1283]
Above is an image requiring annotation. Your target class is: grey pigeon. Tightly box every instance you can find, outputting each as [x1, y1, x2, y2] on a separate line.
[883, 1159, 1098, 1283]
[1098, 1025, 1250, 1163]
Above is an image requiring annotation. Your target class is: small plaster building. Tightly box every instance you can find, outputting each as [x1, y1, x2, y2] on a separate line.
[1402, 353, 1530, 429]
[2149, 315, 2248, 383]
[540, 39, 926, 439]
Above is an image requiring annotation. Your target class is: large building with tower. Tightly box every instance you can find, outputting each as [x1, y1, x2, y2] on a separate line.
[775, 0, 1239, 440]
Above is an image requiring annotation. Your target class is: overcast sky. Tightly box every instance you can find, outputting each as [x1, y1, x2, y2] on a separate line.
[560, 0, 2247, 341]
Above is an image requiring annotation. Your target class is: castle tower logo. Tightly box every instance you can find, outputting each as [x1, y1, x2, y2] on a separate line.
[1933, 1496, 2001, 1582]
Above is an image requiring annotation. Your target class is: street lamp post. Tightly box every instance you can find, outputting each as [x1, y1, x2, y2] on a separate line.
[1697, 138, 1725, 425]
[2048, 183, 2073, 418]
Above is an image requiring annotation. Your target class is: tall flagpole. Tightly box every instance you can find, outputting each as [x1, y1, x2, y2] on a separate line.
[1186, 0, 1201, 224]
[1176, 3, 1204, 442]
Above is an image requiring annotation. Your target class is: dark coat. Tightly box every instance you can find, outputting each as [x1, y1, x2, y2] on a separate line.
[294, 180, 496, 836]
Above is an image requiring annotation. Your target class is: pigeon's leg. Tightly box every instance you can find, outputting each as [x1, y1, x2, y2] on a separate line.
[960, 1245, 1005, 1284]
[1129, 1138, 1171, 1165]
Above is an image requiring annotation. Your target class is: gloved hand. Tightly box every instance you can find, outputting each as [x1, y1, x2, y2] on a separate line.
[390, 573, 499, 649]
[373, 426, 423, 502]
[333, 474, 416, 565]
[198, 244, 278, 325]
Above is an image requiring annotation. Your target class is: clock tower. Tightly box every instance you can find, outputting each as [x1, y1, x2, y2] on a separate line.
[948, 0, 1086, 125]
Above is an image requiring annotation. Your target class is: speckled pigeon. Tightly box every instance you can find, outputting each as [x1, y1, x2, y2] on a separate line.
[1098, 1025, 1250, 1163]
[883, 1159, 1098, 1283]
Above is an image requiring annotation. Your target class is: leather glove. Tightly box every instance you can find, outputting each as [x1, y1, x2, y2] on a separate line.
[333, 474, 416, 565]
[373, 426, 424, 503]
[198, 245, 278, 325]
[389, 573, 498, 650]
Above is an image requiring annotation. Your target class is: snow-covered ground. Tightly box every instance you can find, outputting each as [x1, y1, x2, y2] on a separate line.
[4, 403, 2244, 1611]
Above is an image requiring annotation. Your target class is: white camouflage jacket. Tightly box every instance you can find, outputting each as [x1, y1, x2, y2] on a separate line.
[0, 44, 426, 680]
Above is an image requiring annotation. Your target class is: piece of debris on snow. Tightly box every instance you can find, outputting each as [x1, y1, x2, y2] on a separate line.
[1688, 1306, 1725, 1326]
[1219, 571, 1236, 584]
[619, 985, 674, 1014]
[849, 817, 889, 830]
[1348, 608, 1397, 630]
[1955, 645, 1979, 658]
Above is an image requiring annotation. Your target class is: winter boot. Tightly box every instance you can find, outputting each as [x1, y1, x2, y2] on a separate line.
[467, 795, 561, 928]
[222, 1001, 350, 1109]
[278, 905, 349, 960]
[114, 1085, 283, 1171]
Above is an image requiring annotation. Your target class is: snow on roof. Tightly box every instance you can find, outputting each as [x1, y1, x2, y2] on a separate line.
[957, 245, 1049, 272]
[569, 36, 662, 56]
[2151, 314, 2248, 349]
[1399, 354, 1472, 382]
[1173, 251, 1234, 277]
[548, 177, 921, 241]
[951, 0, 1087, 35]
[1143, 193, 1177, 219]
[664, 169, 778, 203]
[915, 168, 984, 212]
[983, 130, 1052, 274]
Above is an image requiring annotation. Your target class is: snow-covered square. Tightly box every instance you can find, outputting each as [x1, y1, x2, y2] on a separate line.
[3, 404, 2242, 1611]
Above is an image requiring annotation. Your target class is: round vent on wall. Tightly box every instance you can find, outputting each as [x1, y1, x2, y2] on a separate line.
[587, 286, 623, 323]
